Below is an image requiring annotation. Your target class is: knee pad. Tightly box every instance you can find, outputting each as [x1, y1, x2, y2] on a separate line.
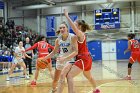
[128, 63, 132, 68]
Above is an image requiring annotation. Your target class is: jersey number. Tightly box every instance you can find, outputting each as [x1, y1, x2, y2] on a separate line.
[42, 44, 47, 49]
[62, 48, 68, 53]
[133, 42, 139, 48]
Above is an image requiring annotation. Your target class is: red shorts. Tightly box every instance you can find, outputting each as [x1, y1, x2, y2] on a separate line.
[129, 52, 140, 64]
[38, 54, 51, 63]
[74, 54, 92, 71]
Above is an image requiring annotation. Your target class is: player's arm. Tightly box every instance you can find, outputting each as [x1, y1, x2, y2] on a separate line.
[124, 40, 131, 54]
[43, 39, 59, 60]
[32, 50, 34, 57]
[48, 44, 54, 50]
[24, 53, 31, 59]
[57, 36, 78, 62]
[64, 9, 84, 38]
[14, 52, 18, 58]
[25, 43, 38, 52]
[22, 48, 31, 59]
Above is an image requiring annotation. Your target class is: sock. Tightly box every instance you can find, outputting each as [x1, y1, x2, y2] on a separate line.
[128, 75, 131, 77]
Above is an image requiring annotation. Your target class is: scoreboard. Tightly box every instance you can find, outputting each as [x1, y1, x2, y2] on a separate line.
[94, 8, 120, 30]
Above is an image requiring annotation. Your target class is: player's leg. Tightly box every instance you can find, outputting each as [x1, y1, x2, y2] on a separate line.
[57, 63, 73, 93]
[83, 70, 100, 93]
[30, 62, 41, 85]
[124, 55, 135, 80]
[6, 63, 17, 81]
[47, 59, 54, 80]
[19, 60, 29, 79]
[51, 69, 61, 93]
[67, 65, 82, 93]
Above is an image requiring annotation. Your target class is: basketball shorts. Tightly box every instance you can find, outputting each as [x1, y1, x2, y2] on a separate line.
[129, 52, 140, 63]
[74, 54, 92, 71]
[12, 57, 24, 64]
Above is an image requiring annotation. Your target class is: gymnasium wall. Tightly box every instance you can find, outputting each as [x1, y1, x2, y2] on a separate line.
[7, 1, 37, 32]
[7, 2, 140, 38]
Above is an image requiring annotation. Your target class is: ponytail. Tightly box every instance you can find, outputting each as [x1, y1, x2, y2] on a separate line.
[76, 20, 91, 32]
[56, 30, 60, 35]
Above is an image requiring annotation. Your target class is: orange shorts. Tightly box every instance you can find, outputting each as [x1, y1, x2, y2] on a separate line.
[74, 54, 92, 71]
[129, 52, 140, 63]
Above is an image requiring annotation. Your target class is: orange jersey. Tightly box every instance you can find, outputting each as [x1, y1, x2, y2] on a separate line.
[129, 39, 140, 53]
[25, 41, 54, 57]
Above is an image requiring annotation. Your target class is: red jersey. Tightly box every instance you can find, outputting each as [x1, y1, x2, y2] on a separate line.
[74, 35, 92, 71]
[129, 39, 140, 53]
[25, 41, 54, 57]
[77, 36, 89, 55]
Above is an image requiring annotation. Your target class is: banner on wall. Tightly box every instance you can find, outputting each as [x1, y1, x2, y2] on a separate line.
[0, 1, 4, 17]
[46, 16, 56, 37]
[0, 1, 4, 9]
[69, 15, 78, 33]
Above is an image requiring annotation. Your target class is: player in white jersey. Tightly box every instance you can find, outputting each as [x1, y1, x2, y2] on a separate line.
[6, 41, 31, 81]
[40, 22, 78, 93]
[57, 32, 75, 70]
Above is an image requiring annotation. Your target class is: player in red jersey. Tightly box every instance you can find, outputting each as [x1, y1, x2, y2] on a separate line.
[25, 35, 54, 85]
[64, 9, 100, 93]
[124, 33, 140, 80]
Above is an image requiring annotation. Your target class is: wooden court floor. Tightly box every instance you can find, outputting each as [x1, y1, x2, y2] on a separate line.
[0, 61, 140, 93]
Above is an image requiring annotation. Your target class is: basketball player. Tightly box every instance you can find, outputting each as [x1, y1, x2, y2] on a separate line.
[41, 22, 78, 93]
[25, 35, 54, 85]
[64, 9, 100, 93]
[124, 33, 140, 80]
[6, 41, 31, 81]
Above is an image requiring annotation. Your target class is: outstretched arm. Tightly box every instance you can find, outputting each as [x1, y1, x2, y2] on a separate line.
[64, 9, 84, 38]
[42, 39, 59, 61]
[25, 43, 38, 52]
[48, 44, 54, 50]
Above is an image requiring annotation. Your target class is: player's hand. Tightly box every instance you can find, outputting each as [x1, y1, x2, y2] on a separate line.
[28, 56, 32, 59]
[64, 9, 69, 17]
[40, 57, 47, 63]
[124, 51, 126, 55]
[21, 50, 25, 53]
[32, 54, 34, 58]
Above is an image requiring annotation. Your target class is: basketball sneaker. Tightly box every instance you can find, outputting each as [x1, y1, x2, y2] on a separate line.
[50, 88, 57, 93]
[6, 76, 10, 81]
[25, 75, 30, 80]
[93, 88, 100, 93]
[30, 80, 36, 86]
[124, 76, 131, 80]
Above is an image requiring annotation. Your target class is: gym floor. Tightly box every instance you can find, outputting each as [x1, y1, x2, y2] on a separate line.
[0, 61, 139, 93]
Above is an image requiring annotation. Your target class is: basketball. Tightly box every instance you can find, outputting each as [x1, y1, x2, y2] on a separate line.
[37, 58, 48, 69]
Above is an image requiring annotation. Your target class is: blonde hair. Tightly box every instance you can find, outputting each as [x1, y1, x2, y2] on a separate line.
[56, 30, 60, 35]
[56, 21, 68, 35]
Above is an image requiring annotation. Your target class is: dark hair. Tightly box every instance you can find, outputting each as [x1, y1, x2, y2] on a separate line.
[127, 33, 135, 39]
[34, 35, 45, 43]
[76, 20, 90, 32]
[56, 21, 68, 35]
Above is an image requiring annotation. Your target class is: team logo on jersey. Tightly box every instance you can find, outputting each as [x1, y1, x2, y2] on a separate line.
[60, 43, 70, 47]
